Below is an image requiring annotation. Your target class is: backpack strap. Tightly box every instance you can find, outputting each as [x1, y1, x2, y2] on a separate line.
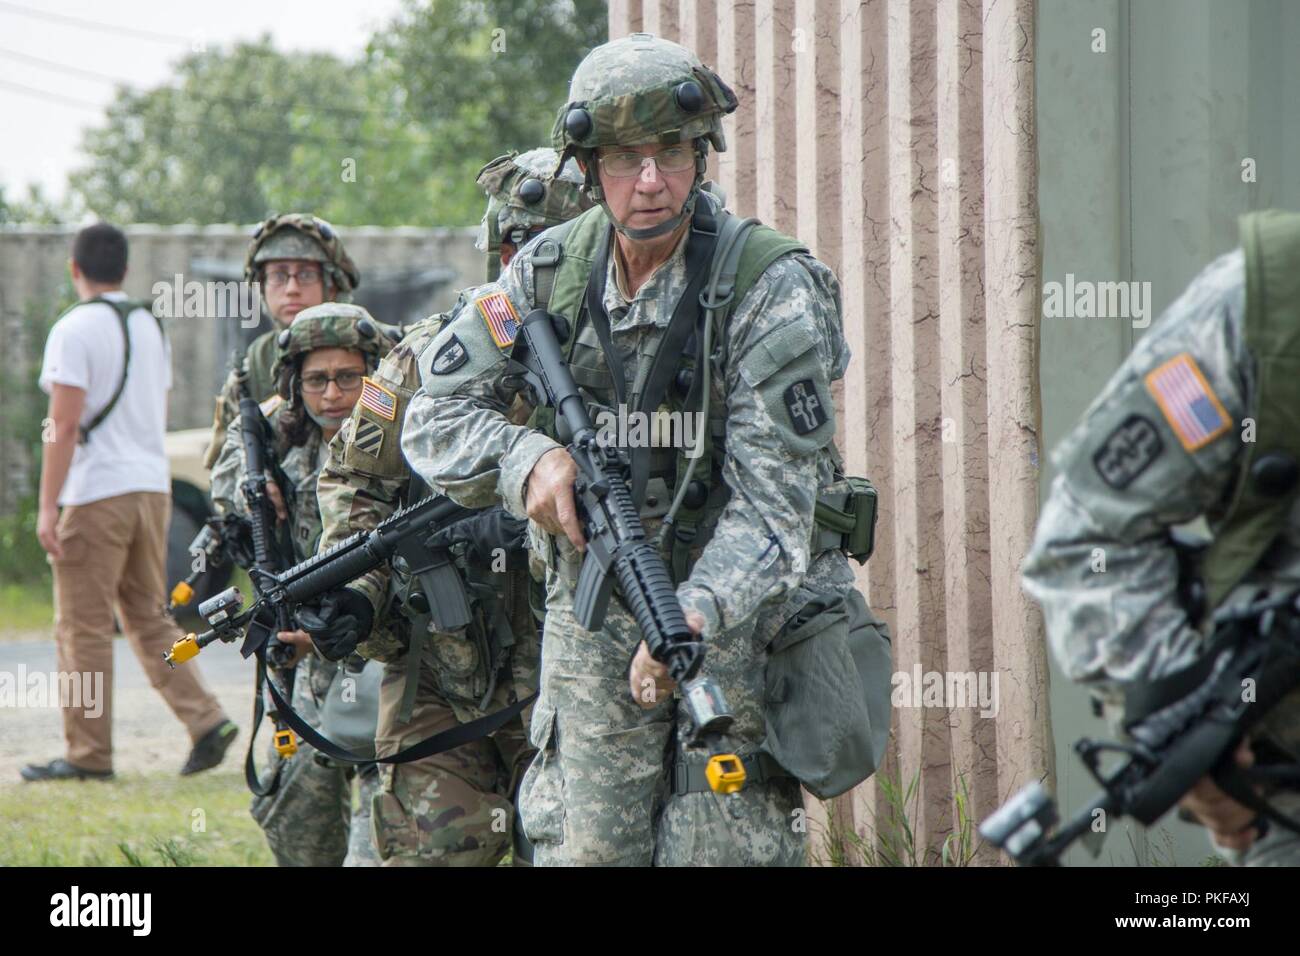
[528, 217, 581, 311]
[77, 296, 162, 444]
[1202, 211, 1300, 608]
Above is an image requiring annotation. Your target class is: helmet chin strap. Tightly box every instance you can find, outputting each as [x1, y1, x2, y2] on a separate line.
[602, 181, 701, 241]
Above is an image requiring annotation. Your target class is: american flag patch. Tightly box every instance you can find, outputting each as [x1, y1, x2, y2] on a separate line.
[358, 377, 397, 421]
[476, 291, 520, 348]
[1144, 353, 1230, 452]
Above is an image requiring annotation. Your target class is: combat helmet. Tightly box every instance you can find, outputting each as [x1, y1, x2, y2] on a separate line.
[271, 302, 396, 398]
[475, 147, 592, 280]
[244, 213, 361, 299]
[552, 33, 737, 239]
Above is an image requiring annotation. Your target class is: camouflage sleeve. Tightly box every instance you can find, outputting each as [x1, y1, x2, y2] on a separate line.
[203, 366, 242, 470]
[676, 253, 847, 635]
[1021, 249, 1251, 690]
[401, 279, 561, 515]
[315, 340, 429, 617]
[209, 411, 248, 518]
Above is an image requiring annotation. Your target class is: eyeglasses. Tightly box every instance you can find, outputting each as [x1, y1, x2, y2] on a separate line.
[596, 144, 696, 179]
[264, 267, 323, 288]
[300, 370, 364, 393]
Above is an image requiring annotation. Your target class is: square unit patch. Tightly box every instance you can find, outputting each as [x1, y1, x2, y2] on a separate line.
[476, 291, 520, 348]
[1144, 353, 1230, 452]
[359, 377, 397, 421]
[352, 419, 384, 457]
[1093, 414, 1164, 489]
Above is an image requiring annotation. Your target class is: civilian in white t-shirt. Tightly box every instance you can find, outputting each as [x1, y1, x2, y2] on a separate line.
[23, 222, 237, 783]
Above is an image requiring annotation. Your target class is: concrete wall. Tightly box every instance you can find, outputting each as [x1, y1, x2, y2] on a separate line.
[610, 0, 1048, 865]
[0, 223, 480, 511]
[1037, 0, 1300, 865]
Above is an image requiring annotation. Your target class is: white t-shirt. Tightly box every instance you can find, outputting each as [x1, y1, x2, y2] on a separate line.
[39, 291, 173, 506]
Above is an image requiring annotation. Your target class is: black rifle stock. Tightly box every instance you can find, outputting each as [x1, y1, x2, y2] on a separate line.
[981, 588, 1300, 865]
[513, 308, 746, 795]
[236, 383, 298, 667]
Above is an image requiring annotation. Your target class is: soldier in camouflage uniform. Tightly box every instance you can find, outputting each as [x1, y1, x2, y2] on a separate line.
[203, 214, 360, 469]
[314, 147, 591, 866]
[399, 34, 877, 865]
[1022, 210, 1300, 866]
[211, 303, 393, 866]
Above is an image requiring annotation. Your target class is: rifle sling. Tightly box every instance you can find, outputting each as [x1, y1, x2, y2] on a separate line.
[262, 655, 536, 766]
[244, 656, 288, 797]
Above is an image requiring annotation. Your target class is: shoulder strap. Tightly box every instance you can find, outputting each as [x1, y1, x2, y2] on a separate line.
[528, 217, 582, 311]
[78, 297, 159, 444]
[1203, 211, 1300, 608]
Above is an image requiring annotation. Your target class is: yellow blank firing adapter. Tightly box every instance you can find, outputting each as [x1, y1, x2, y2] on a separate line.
[165, 635, 201, 667]
[273, 729, 297, 758]
[706, 754, 747, 794]
[171, 581, 195, 607]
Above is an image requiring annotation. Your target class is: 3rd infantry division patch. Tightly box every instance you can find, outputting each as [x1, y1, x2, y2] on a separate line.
[352, 419, 384, 457]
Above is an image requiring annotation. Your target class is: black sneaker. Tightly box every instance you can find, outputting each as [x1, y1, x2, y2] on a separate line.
[20, 758, 114, 782]
[180, 720, 239, 776]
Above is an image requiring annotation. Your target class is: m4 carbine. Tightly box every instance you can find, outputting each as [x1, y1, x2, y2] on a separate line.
[981, 587, 1300, 865]
[164, 492, 474, 667]
[512, 307, 746, 796]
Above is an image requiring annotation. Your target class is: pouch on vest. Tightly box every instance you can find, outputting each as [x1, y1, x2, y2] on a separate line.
[318, 656, 382, 761]
[760, 583, 892, 799]
[814, 476, 879, 565]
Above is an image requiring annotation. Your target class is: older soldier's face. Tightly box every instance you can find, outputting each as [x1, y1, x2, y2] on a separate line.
[594, 142, 696, 236]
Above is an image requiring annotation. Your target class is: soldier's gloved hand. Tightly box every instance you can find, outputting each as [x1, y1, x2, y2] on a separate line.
[429, 507, 530, 568]
[297, 588, 374, 661]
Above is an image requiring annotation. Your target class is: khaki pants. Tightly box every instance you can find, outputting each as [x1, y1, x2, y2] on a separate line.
[51, 491, 227, 772]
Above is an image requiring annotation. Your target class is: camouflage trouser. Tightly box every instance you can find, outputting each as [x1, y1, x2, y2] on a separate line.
[371, 642, 532, 866]
[250, 653, 381, 867]
[1210, 791, 1300, 866]
[517, 574, 806, 867]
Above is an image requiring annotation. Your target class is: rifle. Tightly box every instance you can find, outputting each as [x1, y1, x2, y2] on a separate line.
[164, 492, 475, 667]
[167, 515, 240, 614]
[981, 587, 1300, 865]
[235, 375, 300, 670]
[511, 308, 746, 796]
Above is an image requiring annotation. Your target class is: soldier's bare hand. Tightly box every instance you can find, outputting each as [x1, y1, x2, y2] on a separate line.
[525, 448, 585, 551]
[629, 640, 675, 707]
[1178, 738, 1259, 851]
[265, 478, 289, 523]
[275, 629, 313, 668]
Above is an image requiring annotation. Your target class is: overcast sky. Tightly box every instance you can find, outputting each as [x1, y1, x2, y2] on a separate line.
[0, 0, 405, 202]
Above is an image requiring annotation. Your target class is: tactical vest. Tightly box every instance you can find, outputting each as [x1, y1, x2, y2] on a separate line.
[527, 199, 868, 581]
[1203, 210, 1300, 609]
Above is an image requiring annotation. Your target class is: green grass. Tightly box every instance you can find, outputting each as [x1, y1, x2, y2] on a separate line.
[0, 769, 274, 866]
[0, 582, 54, 637]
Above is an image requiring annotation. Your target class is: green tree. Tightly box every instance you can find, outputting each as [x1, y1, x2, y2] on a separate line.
[0, 184, 74, 225]
[362, 0, 608, 224]
[70, 38, 377, 224]
[67, 2, 607, 227]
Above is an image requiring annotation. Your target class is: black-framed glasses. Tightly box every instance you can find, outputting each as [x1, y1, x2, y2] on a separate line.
[300, 370, 364, 393]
